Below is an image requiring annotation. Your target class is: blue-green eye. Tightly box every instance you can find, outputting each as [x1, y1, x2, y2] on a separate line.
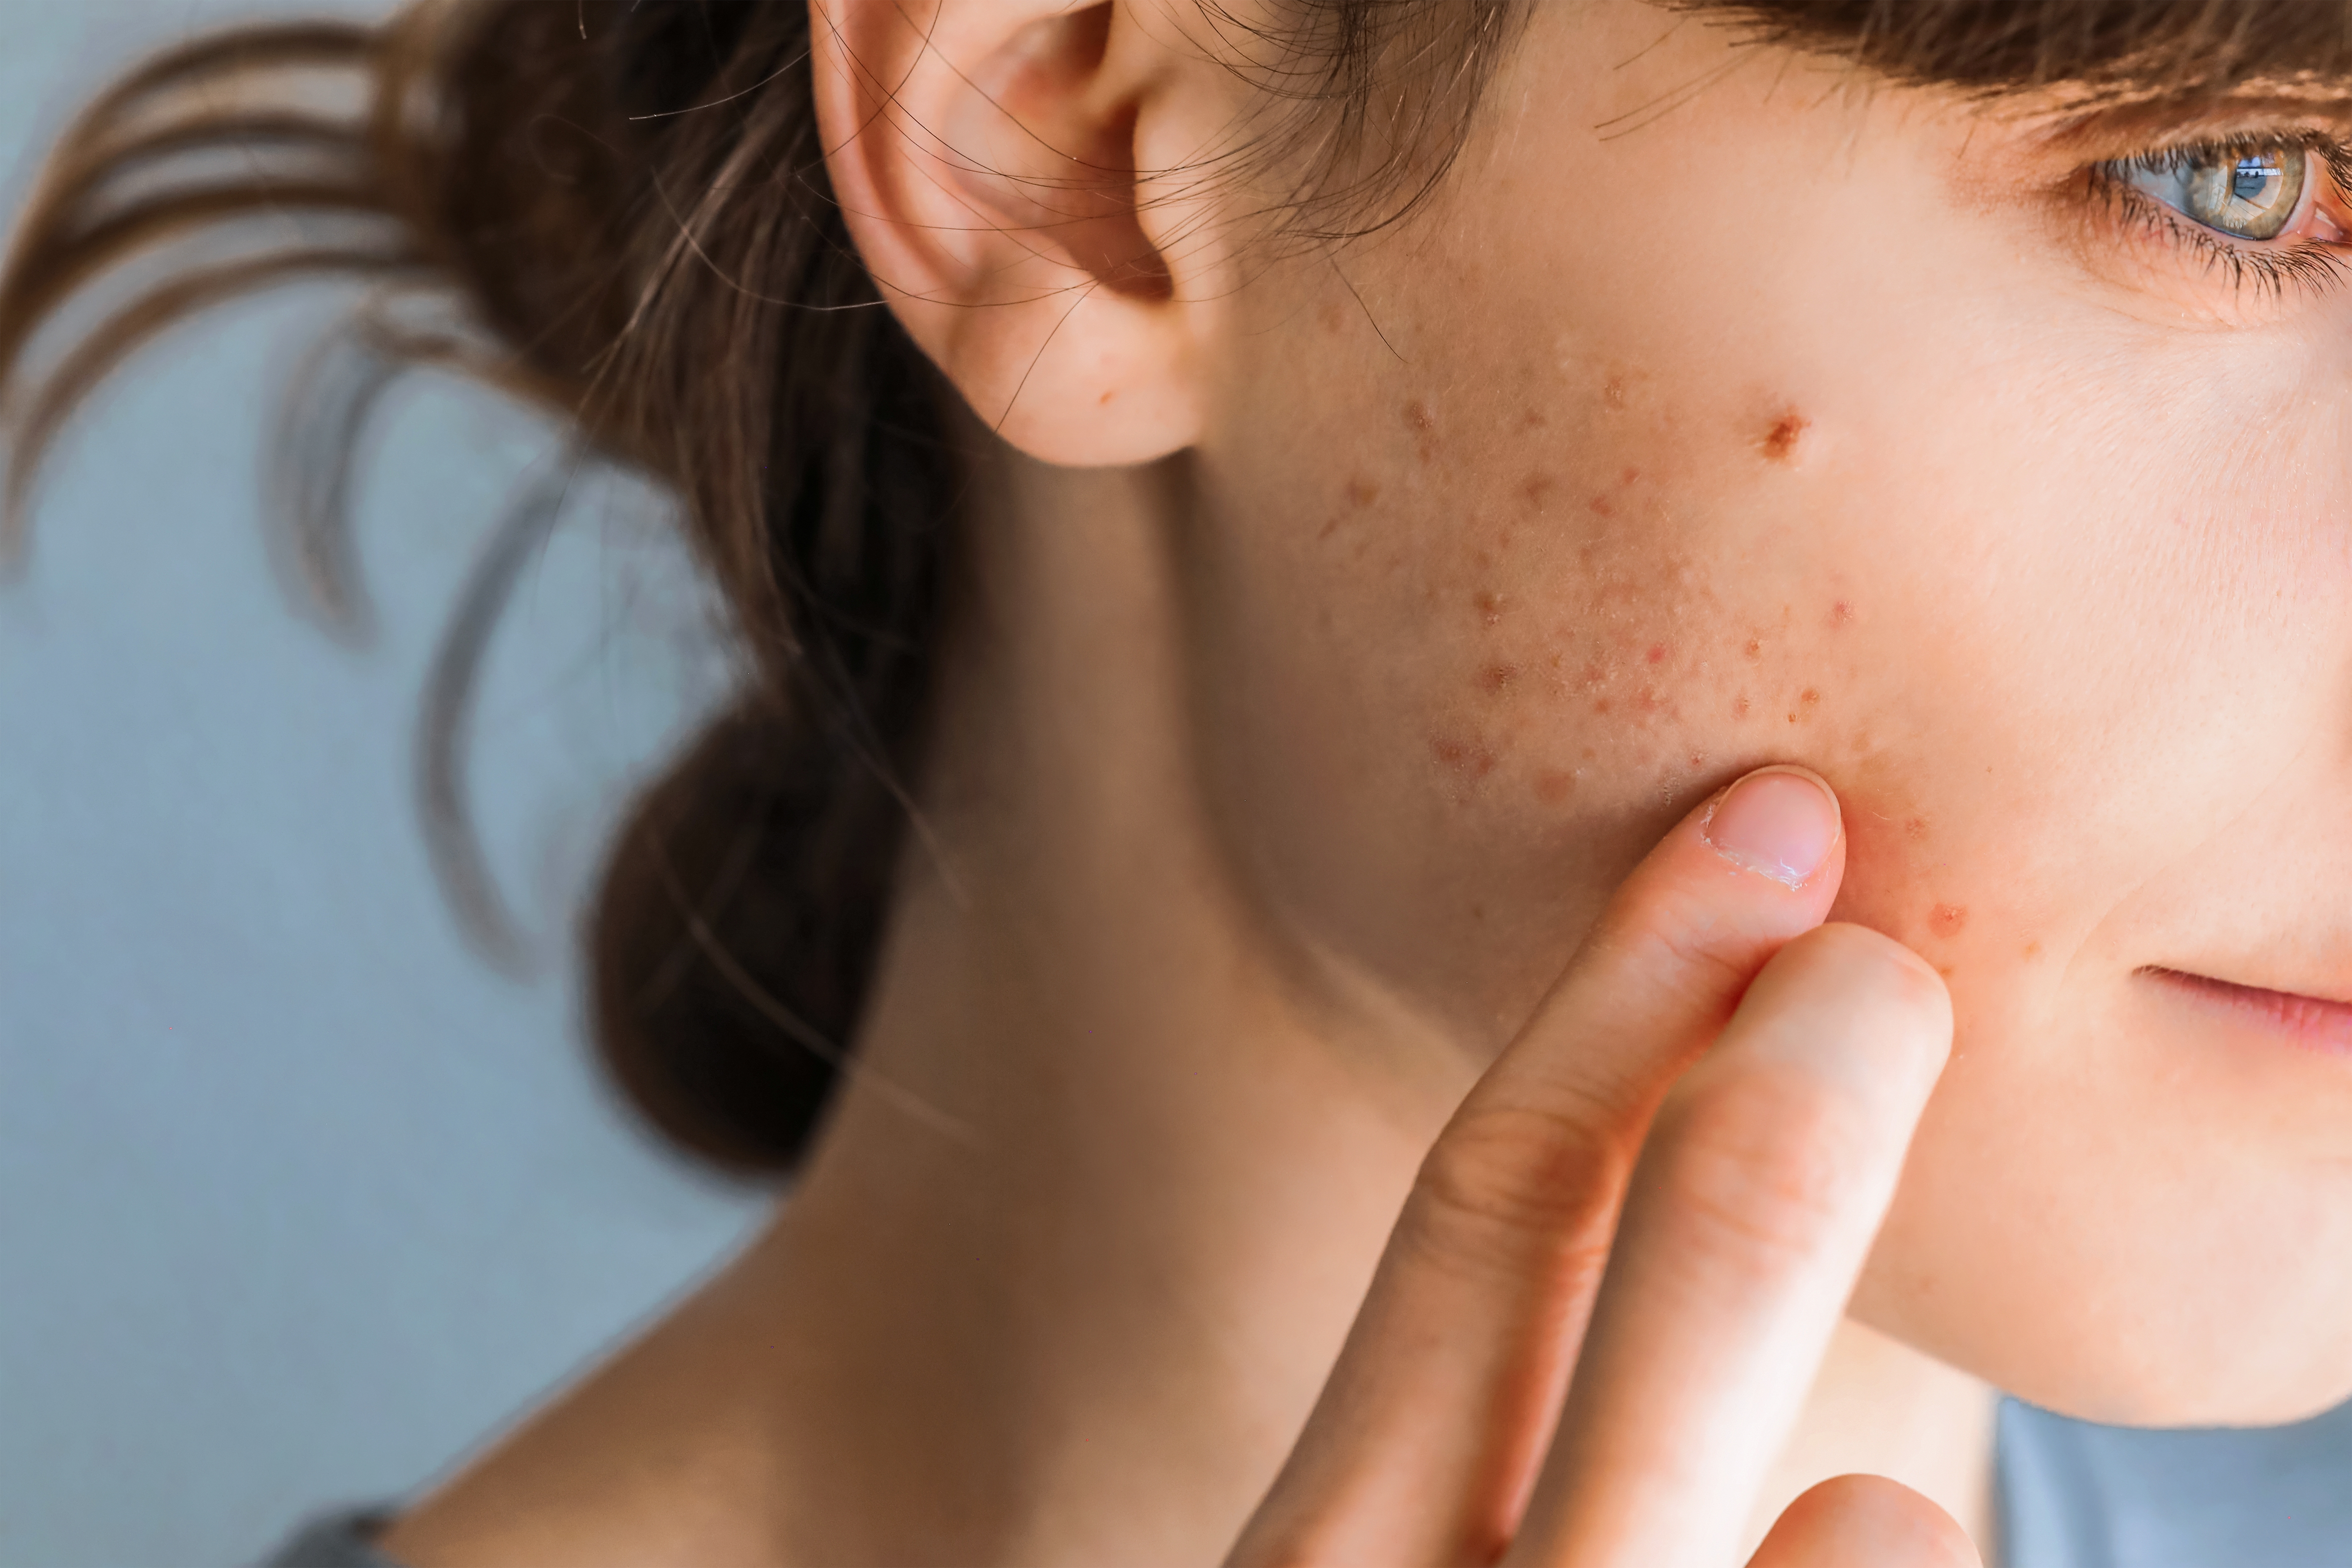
[2116, 144, 2308, 240]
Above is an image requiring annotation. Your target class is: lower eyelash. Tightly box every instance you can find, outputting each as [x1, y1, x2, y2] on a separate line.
[2090, 146, 2352, 302]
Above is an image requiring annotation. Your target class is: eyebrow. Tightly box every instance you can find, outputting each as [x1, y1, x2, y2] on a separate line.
[1677, 0, 2352, 98]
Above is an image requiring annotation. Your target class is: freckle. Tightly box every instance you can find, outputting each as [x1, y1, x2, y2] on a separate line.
[1646, 643, 1667, 665]
[1733, 694, 1750, 718]
[1831, 600, 1855, 627]
[1930, 903, 1969, 938]
[1534, 769, 1576, 802]
[2023, 941, 2045, 961]
[1743, 638, 1762, 660]
[1099, 389, 1115, 405]
[1523, 473, 1555, 509]
[1937, 964, 1956, 979]
[1904, 816, 1929, 841]
[1593, 697, 1613, 714]
[1522, 407, 1548, 429]
[1589, 494, 1614, 516]
[1405, 399, 1436, 431]
[1760, 411, 1809, 463]
[1786, 711, 1798, 723]
[1472, 589, 1504, 625]
[1477, 662, 1518, 694]
[1347, 477, 1380, 508]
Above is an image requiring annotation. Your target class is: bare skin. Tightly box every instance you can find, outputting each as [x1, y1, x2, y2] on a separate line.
[380, 0, 2352, 1561]
[381, 453, 1982, 1566]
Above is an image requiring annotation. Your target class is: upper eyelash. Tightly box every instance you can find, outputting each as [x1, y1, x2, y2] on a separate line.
[2091, 132, 2352, 301]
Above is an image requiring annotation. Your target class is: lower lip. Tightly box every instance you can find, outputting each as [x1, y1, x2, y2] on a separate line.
[2142, 967, 2352, 1058]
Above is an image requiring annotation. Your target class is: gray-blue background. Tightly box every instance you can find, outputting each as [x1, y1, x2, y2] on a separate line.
[0, 5, 768, 1564]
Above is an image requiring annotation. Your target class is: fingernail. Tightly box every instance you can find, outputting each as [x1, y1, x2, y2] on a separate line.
[1701, 768, 1841, 889]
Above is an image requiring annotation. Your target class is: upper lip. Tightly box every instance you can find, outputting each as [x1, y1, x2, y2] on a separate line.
[2141, 965, 2352, 1011]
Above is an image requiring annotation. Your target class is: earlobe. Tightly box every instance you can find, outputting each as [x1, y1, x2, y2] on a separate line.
[810, 0, 1209, 464]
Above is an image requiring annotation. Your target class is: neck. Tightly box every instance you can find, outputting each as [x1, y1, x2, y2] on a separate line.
[379, 448, 1995, 1567]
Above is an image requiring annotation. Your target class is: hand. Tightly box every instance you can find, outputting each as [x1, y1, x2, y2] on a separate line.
[1228, 767, 1969, 1568]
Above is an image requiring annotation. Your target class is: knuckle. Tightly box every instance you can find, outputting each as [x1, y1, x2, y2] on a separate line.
[1404, 1101, 1626, 1280]
[1649, 1066, 1876, 1273]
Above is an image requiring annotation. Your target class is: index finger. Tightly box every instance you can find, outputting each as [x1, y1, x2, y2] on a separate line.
[1506, 922, 1953, 1568]
[1230, 767, 1847, 1567]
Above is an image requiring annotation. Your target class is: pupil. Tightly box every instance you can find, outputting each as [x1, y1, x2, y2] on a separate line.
[2233, 156, 2280, 204]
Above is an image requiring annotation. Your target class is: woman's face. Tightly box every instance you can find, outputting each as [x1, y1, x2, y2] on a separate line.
[1185, 1, 2352, 1426]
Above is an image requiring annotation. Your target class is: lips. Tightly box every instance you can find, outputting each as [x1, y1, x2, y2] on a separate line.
[2141, 966, 2352, 1057]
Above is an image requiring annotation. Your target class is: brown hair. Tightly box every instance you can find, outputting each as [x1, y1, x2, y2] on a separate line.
[2, 0, 2337, 1176]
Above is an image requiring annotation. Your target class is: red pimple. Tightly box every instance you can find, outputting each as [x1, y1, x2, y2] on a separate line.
[1930, 903, 1969, 937]
[1743, 638, 1763, 660]
[1761, 411, 1809, 463]
[1406, 400, 1436, 431]
[1477, 662, 1519, 694]
[1620, 465, 1641, 486]
[1589, 494, 1615, 516]
[1831, 600, 1855, 627]
[1646, 643, 1667, 665]
[1800, 687, 1821, 707]
[1733, 694, 1750, 718]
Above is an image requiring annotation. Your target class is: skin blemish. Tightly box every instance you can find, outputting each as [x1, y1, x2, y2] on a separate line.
[1620, 465, 1641, 486]
[1523, 473, 1556, 510]
[1472, 589, 1504, 625]
[1831, 600, 1856, 627]
[1904, 816, 1930, 842]
[1431, 734, 1496, 780]
[1318, 301, 1347, 334]
[1760, 411, 1809, 463]
[1603, 376, 1628, 411]
[1800, 687, 1821, 708]
[1743, 638, 1763, 660]
[1646, 643, 1668, 665]
[1589, 493, 1615, 516]
[1521, 407, 1548, 430]
[1593, 697, 1613, 714]
[1099, 389, 1115, 406]
[1534, 768, 1577, 802]
[1733, 694, 1750, 718]
[1347, 477, 1380, 508]
[1477, 662, 1518, 694]
[2023, 941, 2045, 962]
[1405, 400, 1436, 431]
[1930, 903, 1970, 938]
[1316, 516, 1339, 541]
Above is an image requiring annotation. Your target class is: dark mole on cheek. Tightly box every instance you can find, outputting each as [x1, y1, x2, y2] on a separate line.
[1930, 903, 1970, 938]
[1760, 411, 1809, 463]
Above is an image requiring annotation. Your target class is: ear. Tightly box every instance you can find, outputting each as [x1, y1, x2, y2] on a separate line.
[811, 0, 1219, 464]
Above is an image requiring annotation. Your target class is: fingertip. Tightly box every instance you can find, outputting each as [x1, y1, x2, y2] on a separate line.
[1748, 1474, 1982, 1568]
[1699, 765, 1845, 892]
